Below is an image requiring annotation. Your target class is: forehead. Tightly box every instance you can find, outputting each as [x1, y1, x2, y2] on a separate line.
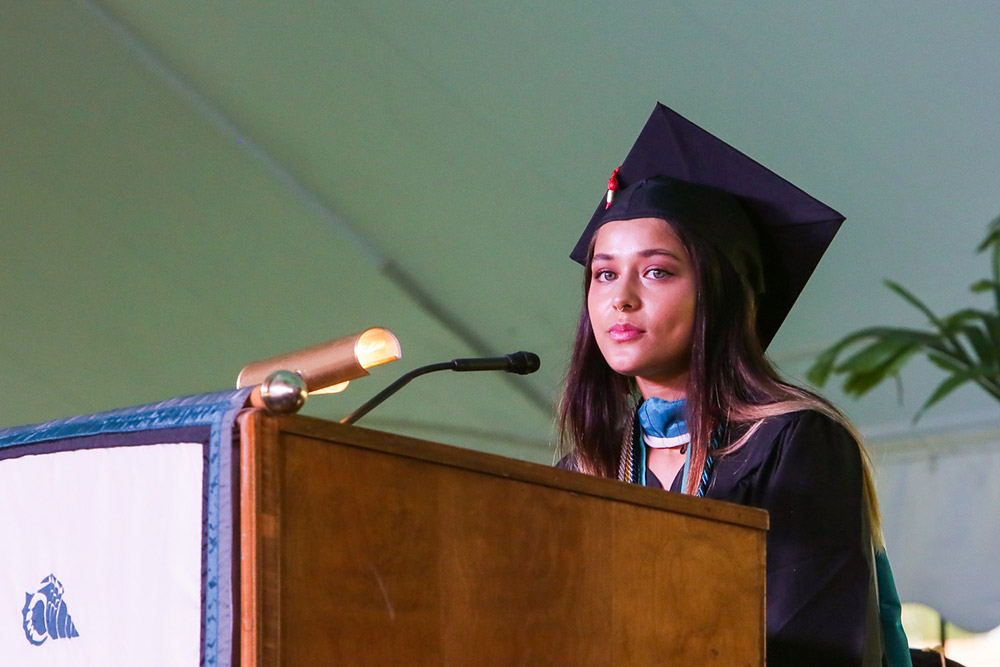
[591, 217, 687, 256]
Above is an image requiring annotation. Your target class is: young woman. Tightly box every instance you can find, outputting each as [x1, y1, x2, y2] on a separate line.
[557, 105, 911, 666]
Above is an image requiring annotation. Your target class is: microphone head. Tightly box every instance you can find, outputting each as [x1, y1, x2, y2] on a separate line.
[505, 351, 540, 375]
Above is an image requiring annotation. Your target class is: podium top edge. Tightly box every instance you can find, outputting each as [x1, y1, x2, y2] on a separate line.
[242, 412, 768, 532]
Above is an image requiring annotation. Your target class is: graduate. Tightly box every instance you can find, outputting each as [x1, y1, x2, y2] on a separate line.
[557, 103, 911, 666]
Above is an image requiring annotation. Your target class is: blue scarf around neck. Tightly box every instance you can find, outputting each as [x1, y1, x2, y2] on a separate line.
[637, 397, 690, 450]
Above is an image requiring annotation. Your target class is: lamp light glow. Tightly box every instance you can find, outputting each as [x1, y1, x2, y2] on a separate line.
[355, 328, 402, 370]
[309, 381, 351, 395]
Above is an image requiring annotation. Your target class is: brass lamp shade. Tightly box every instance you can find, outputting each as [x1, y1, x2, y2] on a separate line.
[237, 328, 401, 394]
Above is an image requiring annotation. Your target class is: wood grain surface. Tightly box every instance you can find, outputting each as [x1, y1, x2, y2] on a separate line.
[240, 412, 766, 666]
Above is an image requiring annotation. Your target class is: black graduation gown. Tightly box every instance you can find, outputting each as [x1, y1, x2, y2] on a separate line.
[560, 410, 874, 666]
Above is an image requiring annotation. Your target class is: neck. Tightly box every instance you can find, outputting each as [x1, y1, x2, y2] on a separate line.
[636, 374, 688, 401]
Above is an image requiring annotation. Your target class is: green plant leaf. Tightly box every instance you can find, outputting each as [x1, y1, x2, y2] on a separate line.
[973, 216, 1000, 314]
[972, 275, 1000, 317]
[974, 311, 1000, 350]
[928, 352, 1000, 399]
[886, 280, 972, 364]
[983, 216, 1000, 305]
[927, 352, 968, 375]
[838, 342, 922, 397]
[944, 309, 1000, 352]
[976, 214, 1000, 254]
[970, 279, 1000, 294]
[957, 324, 998, 372]
[913, 371, 982, 422]
[836, 337, 917, 374]
[811, 214, 1000, 421]
[841, 370, 889, 397]
[943, 308, 983, 326]
[806, 346, 840, 386]
[806, 327, 942, 387]
[885, 280, 944, 328]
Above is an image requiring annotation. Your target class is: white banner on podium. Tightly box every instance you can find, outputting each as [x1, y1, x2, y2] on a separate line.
[0, 389, 250, 667]
[1, 442, 204, 666]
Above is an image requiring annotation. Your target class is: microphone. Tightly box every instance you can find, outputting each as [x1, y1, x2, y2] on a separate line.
[340, 351, 540, 425]
[451, 351, 540, 374]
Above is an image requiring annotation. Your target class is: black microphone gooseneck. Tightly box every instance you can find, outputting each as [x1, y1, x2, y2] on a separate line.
[340, 351, 540, 425]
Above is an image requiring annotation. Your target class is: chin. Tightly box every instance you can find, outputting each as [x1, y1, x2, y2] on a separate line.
[604, 356, 689, 388]
[602, 357, 645, 378]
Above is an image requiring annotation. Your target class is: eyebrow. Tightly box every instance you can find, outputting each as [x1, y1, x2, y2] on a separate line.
[592, 248, 683, 261]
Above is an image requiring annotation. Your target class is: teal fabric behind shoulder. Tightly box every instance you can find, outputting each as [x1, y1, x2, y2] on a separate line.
[635, 431, 649, 485]
[877, 548, 912, 667]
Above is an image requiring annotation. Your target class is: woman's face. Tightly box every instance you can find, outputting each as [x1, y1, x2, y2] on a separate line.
[588, 217, 696, 399]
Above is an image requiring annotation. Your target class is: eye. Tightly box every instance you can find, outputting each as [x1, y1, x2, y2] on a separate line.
[593, 268, 616, 282]
[645, 268, 671, 280]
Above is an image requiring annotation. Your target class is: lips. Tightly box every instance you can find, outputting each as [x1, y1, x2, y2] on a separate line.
[608, 323, 644, 341]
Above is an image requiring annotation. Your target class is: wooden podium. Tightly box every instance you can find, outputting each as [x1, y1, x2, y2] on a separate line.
[238, 412, 767, 666]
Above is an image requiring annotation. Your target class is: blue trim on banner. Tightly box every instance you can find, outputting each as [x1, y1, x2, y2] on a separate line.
[0, 388, 251, 667]
[0, 425, 210, 461]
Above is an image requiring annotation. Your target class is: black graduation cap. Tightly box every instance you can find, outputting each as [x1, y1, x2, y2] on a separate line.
[571, 103, 845, 348]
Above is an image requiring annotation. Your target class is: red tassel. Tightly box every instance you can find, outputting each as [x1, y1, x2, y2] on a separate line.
[605, 166, 621, 208]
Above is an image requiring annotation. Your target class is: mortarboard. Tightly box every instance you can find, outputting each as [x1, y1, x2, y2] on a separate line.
[571, 103, 845, 348]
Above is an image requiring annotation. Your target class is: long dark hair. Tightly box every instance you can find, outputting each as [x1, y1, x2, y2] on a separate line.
[558, 220, 882, 538]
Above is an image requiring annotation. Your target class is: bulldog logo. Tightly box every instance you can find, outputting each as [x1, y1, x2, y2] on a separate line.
[22, 574, 79, 646]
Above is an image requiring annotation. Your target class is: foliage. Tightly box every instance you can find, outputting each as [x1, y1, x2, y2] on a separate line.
[807, 216, 1000, 421]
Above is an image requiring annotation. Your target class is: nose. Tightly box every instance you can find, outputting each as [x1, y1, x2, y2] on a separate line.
[611, 278, 639, 312]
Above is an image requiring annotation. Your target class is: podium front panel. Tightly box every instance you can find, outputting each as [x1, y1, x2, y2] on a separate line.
[240, 413, 766, 666]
